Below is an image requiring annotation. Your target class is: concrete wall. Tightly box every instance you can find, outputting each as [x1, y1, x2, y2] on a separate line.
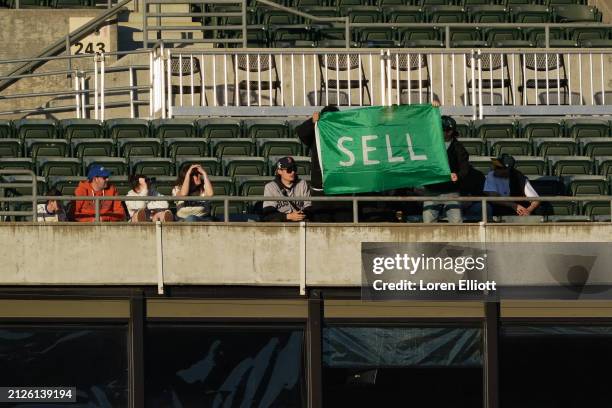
[0, 223, 610, 287]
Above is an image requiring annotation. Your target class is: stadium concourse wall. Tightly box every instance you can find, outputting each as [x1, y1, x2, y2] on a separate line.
[0, 222, 610, 286]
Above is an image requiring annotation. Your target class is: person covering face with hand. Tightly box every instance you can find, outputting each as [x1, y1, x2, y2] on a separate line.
[172, 164, 214, 222]
[262, 157, 311, 222]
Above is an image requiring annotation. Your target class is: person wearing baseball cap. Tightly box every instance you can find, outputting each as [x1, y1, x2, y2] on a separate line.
[262, 156, 311, 222]
[421, 115, 470, 223]
[483, 154, 540, 216]
[72, 164, 126, 222]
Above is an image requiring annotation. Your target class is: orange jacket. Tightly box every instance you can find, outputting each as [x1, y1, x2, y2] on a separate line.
[73, 180, 126, 222]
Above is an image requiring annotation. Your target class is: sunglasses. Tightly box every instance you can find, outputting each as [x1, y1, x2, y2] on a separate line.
[280, 166, 297, 173]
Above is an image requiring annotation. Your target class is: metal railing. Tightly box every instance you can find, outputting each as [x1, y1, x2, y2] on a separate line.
[158, 47, 612, 119]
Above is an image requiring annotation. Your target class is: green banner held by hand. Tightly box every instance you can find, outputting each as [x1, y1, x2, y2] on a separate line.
[315, 105, 451, 195]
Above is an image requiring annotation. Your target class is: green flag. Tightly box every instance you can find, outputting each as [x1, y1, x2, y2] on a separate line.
[315, 105, 451, 195]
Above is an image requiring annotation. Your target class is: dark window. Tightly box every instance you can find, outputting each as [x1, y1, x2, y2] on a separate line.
[0, 324, 128, 407]
[323, 325, 483, 407]
[501, 325, 612, 408]
[146, 324, 305, 407]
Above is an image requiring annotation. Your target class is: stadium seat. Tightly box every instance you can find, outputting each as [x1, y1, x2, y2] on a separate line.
[0, 158, 34, 171]
[426, 5, 465, 22]
[469, 156, 493, 174]
[580, 138, 612, 157]
[59, 119, 103, 140]
[150, 119, 196, 140]
[497, 215, 545, 223]
[14, 119, 57, 140]
[458, 138, 485, 156]
[36, 157, 81, 177]
[164, 138, 209, 159]
[582, 201, 610, 217]
[0, 120, 14, 138]
[552, 4, 601, 22]
[117, 138, 162, 158]
[483, 27, 523, 42]
[565, 175, 608, 196]
[105, 119, 150, 140]
[243, 119, 290, 139]
[149, 176, 177, 197]
[130, 158, 174, 176]
[454, 119, 472, 138]
[211, 138, 256, 157]
[0, 139, 22, 157]
[594, 156, 612, 177]
[548, 155, 593, 175]
[474, 119, 516, 139]
[256, 138, 303, 158]
[523, 27, 565, 42]
[546, 215, 591, 223]
[267, 155, 311, 175]
[510, 4, 551, 23]
[25, 139, 69, 158]
[513, 155, 547, 175]
[110, 175, 132, 195]
[566, 27, 610, 42]
[210, 201, 245, 220]
[385, 6, 424, 23]
[357, 27, 398, 47]
[469, 5, 508, 23]
[528, 175, 565, 196]
[488, 138, 532, 156]
[47, 176, 84, 195]
[208, 176, 235, 196]
[518, 118, 563, 139]
[580, 39, 612, 48]
[448, 28, 482, 43]
[564, 118, 610, 139]
[71, 138, 115, 158]
[223, 156, 267, 177]
[175, 157, 221, 177]
[341, 6, 382, 23]
[236, 175, 274, 196]
[197, 119, 242, 139]
[83, 157, 128, 177]
[532, 138, 577, 156]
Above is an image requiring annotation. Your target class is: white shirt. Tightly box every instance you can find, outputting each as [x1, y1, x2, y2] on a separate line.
[126, 188, 169, 218]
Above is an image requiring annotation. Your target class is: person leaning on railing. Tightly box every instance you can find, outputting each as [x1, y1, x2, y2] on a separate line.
[37, 188, 67, 222]
[172, 164, 214, 222]
[72, 165, 126, 222]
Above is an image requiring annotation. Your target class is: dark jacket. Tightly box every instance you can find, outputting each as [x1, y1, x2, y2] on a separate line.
[295, 118, 323, 190]
[425, 137, 470, 193]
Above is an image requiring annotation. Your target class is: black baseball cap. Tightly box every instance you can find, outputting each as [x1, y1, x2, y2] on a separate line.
[441, 116, 457, 131]
[276, 156, 297, 170]
[491, 154, 516, 169]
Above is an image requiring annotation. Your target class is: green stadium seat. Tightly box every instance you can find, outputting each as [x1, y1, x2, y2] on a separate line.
[483, 27, 523, 42]
[341, 6, 382, 23]
[448, 28, 482, 43]
[357, 27, 398, 46]
[14, 119, 57, 140]
[149, 176, 177, 197]
[337, 0, 370, 6]
[243, 119, 290, 139]
[582, 201, 610, 217]
[488, 138, 532, 156]
[130, 158, 174, 177]
[47, 176, 84, 195]
[427, 5, 465, 23]
[564, 118, 610, 139]
[469, 5, 508, 23]
[458, 138, 485, 156]
[256, 138, 303, 158]
[378, 0, 407, 6]
[454, 119, 472, 138]
[462, 0, 490, 5]
[164, 138, 209, 159]
[532, 138, 577, 156]
[548, 155, 592, 175]
[235, 175, 274, 196]
[197, 119, 242, 139]
[523, 27, 564, 42]
[518, 118, 563, 139]
[150, 119, 196, 140]
[83, 157, 128, 177]
[0, 175, 46, 209]
[260, 9, 299, 24]
[474, 119, 516, 139]
[385, 6, 424, 23]
[105, 119, 150, 140]
[223, 156, 267, 177]
[117, 138, 161, 158]
[553, 4, 601, 22]
[546, 215, 591, 223]
[566, 27, 610, 42]
[71, 138, 114, 158]
[175, 157, 221, 177]
[594, 156, 612, 177]
[110, 175, 132, 196]
[497, 215, 545, 223]
[59, 119, 103, 140]
[580, 138, 612, 157]
[211, 138, 256, 157]
[510, 4, 551, 23]
[267, 155, 311, 176]
[0, 158, 34, 172]
[565, 175, 608, 196]
[469, 156, 494, 174]
[25, 139, 69, 158]
[301, 6, 338, 18]
[0, 120, 14, 138]
[0, 139, 22, 157]
[421, 0, 451, 5]
[513, 155, 547, 175]
[36, 157, 81, 177]
[399, 27, 441, 42]
[580, 39, 612, 48]
[210, 201, 245, 220]
[208, 176, 235, 196]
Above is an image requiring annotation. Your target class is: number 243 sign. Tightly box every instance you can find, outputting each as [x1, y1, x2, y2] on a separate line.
[74, 42, 106, 54]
